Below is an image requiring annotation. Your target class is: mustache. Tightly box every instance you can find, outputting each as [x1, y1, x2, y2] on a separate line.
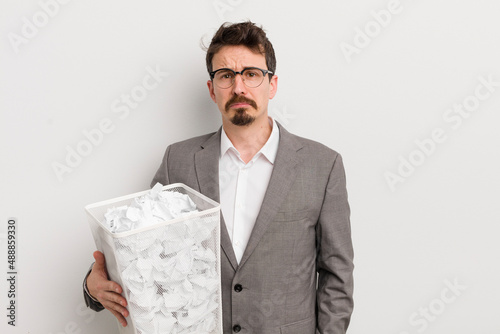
[225, 95, 257, 111]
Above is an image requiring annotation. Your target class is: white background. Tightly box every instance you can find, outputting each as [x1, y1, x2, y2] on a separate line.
[1, 0, 499, 333]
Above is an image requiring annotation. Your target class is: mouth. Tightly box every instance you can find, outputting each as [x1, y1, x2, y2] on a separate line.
[230, 102, 251, 109]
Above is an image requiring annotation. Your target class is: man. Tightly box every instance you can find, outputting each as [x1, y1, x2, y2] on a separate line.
[84, 21, 354, 334]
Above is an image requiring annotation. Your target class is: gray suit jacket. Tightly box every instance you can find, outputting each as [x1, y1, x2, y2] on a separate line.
[151, 122, 354, 334]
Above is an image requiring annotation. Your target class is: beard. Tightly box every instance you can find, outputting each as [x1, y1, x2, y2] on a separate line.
[231, 108, 255, 126]
[225, 95, 258, 126]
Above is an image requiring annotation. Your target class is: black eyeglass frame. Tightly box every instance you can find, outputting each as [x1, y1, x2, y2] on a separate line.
[209, 67, 274, 88]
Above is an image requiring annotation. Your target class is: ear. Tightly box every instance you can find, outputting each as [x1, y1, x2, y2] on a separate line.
[207, 80, 217, 103]
[268, 74, 278, 100]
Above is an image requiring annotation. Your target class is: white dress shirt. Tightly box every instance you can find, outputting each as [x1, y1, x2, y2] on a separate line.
[219, 117, 280, 263]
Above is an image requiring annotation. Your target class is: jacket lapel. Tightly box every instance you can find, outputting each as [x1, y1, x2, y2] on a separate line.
[194, 128, 239, 271]
[238, 123, 302, 269]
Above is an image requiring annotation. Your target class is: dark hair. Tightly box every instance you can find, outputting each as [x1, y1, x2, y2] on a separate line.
[205, 21, 276, 78]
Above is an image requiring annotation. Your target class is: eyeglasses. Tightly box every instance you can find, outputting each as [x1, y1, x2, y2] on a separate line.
[209, 67, 273, 89]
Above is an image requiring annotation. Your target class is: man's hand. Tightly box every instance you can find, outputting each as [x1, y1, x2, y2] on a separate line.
[87, 251, 129, 327]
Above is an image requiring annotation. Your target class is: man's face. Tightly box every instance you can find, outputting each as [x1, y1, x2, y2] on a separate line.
[207, 45, 278, 127]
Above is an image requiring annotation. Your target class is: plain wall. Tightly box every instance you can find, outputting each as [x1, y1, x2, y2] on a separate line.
[1, 0, 499, 333]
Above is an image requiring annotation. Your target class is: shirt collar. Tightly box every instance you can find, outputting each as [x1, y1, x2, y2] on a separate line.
[220, 117, 280, 164]
[259, 117, 279, 164]
[220, 126, 234, 159]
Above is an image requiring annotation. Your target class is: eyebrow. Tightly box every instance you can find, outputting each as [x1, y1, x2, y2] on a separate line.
[214, 66, 263, 71]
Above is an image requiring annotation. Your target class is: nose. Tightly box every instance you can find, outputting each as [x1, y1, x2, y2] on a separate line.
[232, 73, 247, 95]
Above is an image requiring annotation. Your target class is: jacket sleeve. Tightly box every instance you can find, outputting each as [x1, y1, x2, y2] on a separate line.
[316, 153, 354, 333]
[82, 264, 105, 312]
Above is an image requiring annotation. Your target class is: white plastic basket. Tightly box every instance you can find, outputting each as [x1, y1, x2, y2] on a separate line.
[85, 183, 222, 334]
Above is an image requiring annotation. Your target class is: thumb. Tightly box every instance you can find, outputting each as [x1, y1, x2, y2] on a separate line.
[92, 250, 107, 272]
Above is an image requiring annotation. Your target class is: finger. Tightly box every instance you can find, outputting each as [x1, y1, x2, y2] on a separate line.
[92, 250, 106, 270]
[108, 308, 128, 327]
[100, 296, 129, 320]
[102, 299, 129, 319]
[87, 270, 124, 299]
[96, 290, 127, 309]
[94, 278, 123, 295]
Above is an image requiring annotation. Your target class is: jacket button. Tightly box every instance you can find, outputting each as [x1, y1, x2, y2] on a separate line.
[234, 284, 243, 292]
[233, 324, 241, 332]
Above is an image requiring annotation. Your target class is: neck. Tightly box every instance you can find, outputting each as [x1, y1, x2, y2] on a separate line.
[223, 115, 272, 163]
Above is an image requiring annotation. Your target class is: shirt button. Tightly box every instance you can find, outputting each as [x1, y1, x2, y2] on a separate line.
[234, 284, 243, 292]
[233, 324, 241, 332]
